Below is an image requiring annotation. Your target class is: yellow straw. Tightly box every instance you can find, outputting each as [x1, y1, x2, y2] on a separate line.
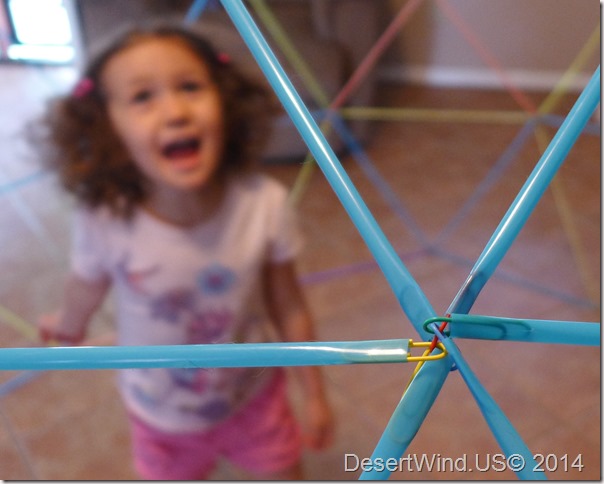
[251, 0, 336, 203]
[534, 127, 598, 304]
[0, 304, 37, 341]
[538, 25, 600, 115]
[532, 24, 600, 304]
[340, 107, 530, 124]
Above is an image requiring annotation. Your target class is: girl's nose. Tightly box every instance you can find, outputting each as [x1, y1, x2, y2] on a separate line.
[162, 92, 190, 125]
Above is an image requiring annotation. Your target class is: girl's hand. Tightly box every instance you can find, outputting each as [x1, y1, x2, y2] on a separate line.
[37, 273, 109, 346]
[303, 395, 335, 450]
[38, 313, 85, 345]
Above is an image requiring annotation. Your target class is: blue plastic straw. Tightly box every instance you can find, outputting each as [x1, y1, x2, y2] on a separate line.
[540, 113, 601, 136]
[434, 247, 596, 309]
[0, 339, 411, 371]
[363, 69, 600, 479]
[448, 314, 600, 346]
[328, 114, 429, 246]
[0, 170, 48, 196]
[449, 66, 600, 315]
[184, 0, 209, 24]
[359, 356, 452, 480]
[0, 370, 43, 398]
[0, 171, 62, 262]
[220, 0, 435, 337]
[432, 325, 547, 480]
[434, 119, 538, 245]
[213, 5, 597, 481]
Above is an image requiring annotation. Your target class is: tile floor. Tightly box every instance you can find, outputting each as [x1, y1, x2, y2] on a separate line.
[0, 62, 600, 480]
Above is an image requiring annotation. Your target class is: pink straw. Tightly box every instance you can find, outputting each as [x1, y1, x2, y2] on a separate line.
[437, 0, 538, 114]
[330, 0, 425, 110]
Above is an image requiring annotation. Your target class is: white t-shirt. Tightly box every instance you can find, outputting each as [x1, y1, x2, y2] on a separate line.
[71, 174, 302, 432]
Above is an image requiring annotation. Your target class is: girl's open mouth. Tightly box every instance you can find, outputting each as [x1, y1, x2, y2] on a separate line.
[161, 138, 204, 172]
[162, 138, 201, 159]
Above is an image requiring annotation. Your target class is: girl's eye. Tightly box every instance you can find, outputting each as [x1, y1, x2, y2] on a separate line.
[180, 80, 205, 92]
[130, 89, 153, 104]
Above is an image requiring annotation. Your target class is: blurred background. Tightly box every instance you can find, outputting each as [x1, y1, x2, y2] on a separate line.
[0, 0, 600, 480]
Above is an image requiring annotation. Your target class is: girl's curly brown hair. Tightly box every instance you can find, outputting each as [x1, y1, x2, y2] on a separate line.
[35, 24, 278, 218]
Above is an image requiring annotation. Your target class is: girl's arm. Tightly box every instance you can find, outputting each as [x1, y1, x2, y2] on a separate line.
[39, 273, 110, 345]
[263, 260, 334, 450]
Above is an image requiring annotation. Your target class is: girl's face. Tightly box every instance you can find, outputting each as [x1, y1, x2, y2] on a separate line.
[102, 37, 225, 196]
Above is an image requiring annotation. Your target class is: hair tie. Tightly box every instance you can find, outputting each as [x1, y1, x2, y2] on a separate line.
[72, 78, 95, 99]
[217, 52, 231, 65]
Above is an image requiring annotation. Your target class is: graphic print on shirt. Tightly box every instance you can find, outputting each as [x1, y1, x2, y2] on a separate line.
[116, 256, 160, 295]
[118, 254, 245, 423]
[118, 255, 237, 342]
[198, 263, 236, 294]
[167, 367, 211, 393]
[172, 366, 259, 421]
[150, 288, 196, 323]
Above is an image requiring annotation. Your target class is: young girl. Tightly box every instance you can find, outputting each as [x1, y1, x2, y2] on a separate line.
[36, 24, 333, 480]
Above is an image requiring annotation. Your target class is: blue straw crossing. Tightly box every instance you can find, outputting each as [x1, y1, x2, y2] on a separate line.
[449, 67, 600, 315]
[221, 0, 436, 337]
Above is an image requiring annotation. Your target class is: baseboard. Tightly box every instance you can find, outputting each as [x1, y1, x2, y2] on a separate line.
[377, 64, 595, 92]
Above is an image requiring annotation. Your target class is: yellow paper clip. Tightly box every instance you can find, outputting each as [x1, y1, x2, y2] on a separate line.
[407, 339, 448, 362]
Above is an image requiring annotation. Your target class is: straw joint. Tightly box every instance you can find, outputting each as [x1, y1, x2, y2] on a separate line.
[407, 339, 448, 362]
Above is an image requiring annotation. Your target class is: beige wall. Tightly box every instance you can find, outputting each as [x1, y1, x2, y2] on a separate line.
[381, 0, 600, 90]
[74, 0, 599, 91]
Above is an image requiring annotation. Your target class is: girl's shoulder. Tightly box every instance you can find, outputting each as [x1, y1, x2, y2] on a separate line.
[230, 172, 289, 202]
[72, 204, 133, 233]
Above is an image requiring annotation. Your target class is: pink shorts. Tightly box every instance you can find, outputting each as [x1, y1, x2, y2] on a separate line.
[128, 372, 302, 480]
